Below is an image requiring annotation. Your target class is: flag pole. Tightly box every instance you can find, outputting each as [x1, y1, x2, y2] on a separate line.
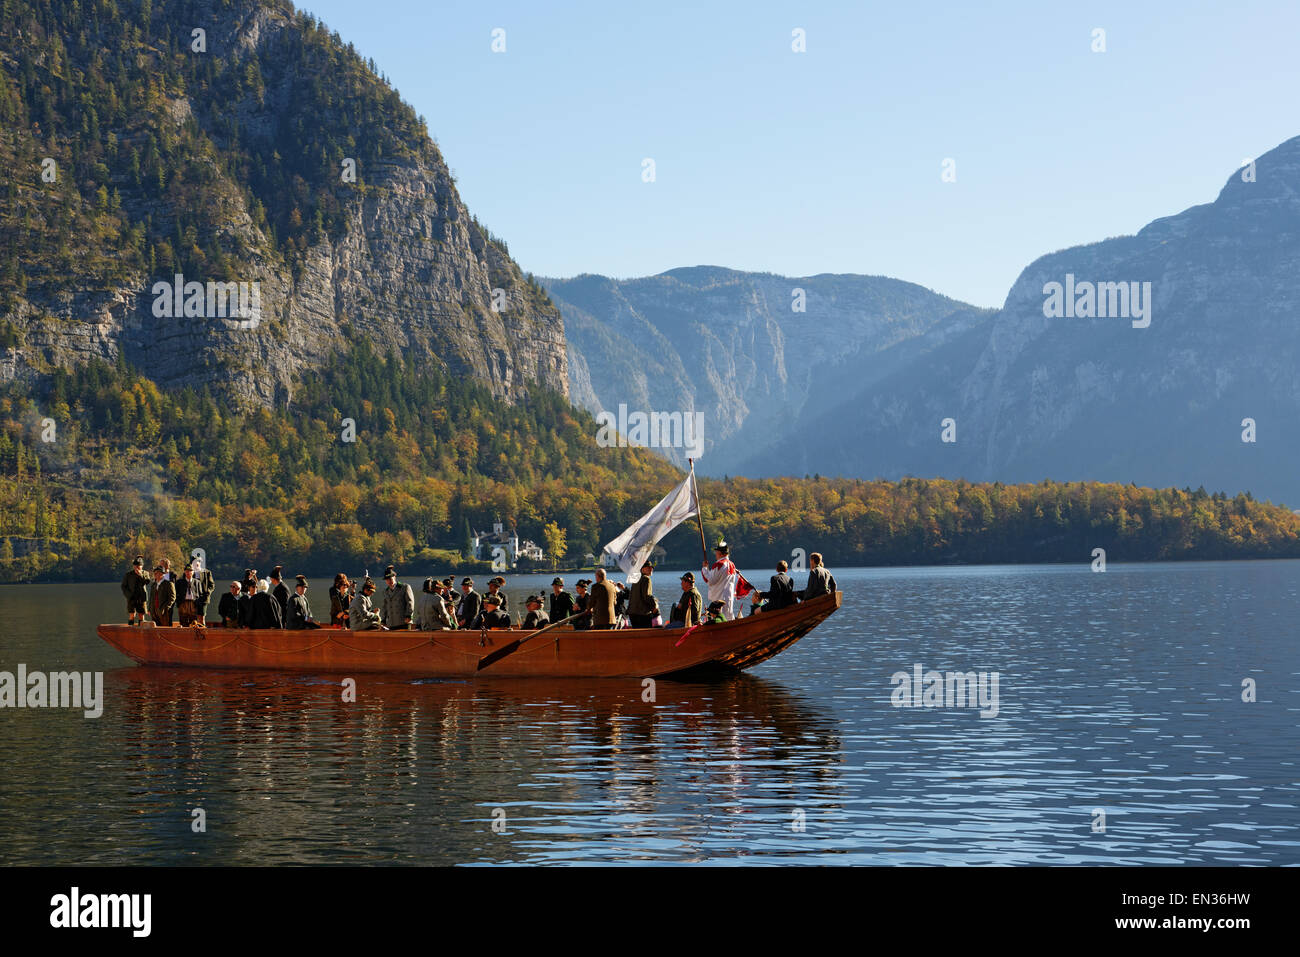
[689, 458, 707, 566]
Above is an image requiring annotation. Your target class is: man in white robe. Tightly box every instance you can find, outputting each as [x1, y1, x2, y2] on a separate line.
[702, 540, 739, 620]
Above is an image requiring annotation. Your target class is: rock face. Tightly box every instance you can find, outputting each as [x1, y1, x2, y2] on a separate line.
[741, 134, 1300, 504]
[543, 268, 989, 472]
[0, 0, 566, 408]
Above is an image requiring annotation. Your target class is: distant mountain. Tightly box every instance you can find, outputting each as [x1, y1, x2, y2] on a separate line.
[738, 135, 1300, 505]
[0, 0, 566, 407]
[543, 267, 991, 472]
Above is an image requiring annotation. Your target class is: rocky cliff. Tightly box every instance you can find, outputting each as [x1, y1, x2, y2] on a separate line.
[0, 0, 566, 407]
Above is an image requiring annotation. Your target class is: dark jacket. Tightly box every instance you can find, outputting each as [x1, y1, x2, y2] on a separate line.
[121, 569, 148, 604]
[218, 592, 241, 625]
[627, 576, 655, 617]
[329, 587, 350, 627]
[272, 581, 290, 620]
[457, 589, 482, 627]
[287, 592, 314, 629]
[472, 608, 512, 630]
[249, 592, 283, 629]
[150, 578, 176, 622]
[522, 609, 550, 630]
[572, 593, 590, 630]
[760, 572, 798, 611]
[801, 566, 836, 600]
[671, 587, 702, 627]
[237, 593, 253, 627]
[549, 590, 575, 621]
[589, 580, 617, 628]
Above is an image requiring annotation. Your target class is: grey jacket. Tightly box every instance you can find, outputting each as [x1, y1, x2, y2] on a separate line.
[348, 592, 382, 630]
[382, 581, 415, 628]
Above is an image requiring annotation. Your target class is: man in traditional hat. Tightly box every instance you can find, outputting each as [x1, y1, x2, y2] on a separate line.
[626, 559, 657, 628]
[348, 577, 383, 631]
[702, 540, 740, 620]
[457, 576, 482, 629]
[121, 556, 149, 626]
[521, 595, 549, 630]
[191, 555, 215, 625]
[485, 576, 509, 613]
[287, 575, 319, 629]
[176, 562, 206, 628]
[150, 565, 176, 626]
[270, 565, 290, 622]
[382, 565, 415, 629]
[572, 579, 591, 630]
[667, 572, 702, 628]
[548, 577, 575, 622]
[473, 592, 512, 630]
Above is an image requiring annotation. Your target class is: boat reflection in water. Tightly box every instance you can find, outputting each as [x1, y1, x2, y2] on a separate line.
[107, 667, 845, 864]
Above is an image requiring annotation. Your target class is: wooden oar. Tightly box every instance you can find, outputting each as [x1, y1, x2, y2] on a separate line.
[476, 609, 592, 671]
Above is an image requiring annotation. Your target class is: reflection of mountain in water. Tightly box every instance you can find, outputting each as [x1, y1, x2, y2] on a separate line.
[110, 669, 845, 863]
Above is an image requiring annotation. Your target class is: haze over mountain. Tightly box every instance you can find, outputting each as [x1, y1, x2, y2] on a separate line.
[544, 268, 990, 472]
[734, 135, 1300, 504]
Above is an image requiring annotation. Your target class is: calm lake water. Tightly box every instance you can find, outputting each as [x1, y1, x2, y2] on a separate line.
[0, 562, 1297, 865]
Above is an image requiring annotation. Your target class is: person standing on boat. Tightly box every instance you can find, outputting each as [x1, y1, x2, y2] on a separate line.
[329, 574, 352, 628]
[549, 577, 575, 622]
[382, 565, 415, 629]
[348, 578, 383, 631]
[192, 556, 215, 625]
[270, 566, 291, 622]
[121, 556, 148, 626]
[150, 565, 176, 626]
[457, 577, 482, 629]
[218, 581, 241, 627]
[702, 540, 739, 620]
[626, 560, 657, 628]
[589, 568, 617, 629]
[667, 572, 702, 628]
[177, 563, 205, 627]
[287, 575, 319, 629]
[800, 553, 837, 600]
[522, 595, 549, 630]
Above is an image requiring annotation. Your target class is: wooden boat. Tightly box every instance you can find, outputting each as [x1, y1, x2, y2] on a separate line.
[97, 591, 841, 678]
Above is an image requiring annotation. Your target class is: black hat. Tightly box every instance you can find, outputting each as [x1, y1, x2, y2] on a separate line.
[714, 540, 729, 554]
[132, 556, 144, 567]
[483, 593, 502, 606]
[442, 576, 455, 586]
[384, 565, 396, 578]
[361, 577, 375, 591]
[576, 579, 589, 589]
[295, 575, 308, 588]
[461, 577, 474, 586]
[153, 565, 164, 573]
[708, 599, 726, 611]
[525, 595, 542, 606]
[680, 571, 695, 583]
[489, 576, 505, 586]
[551, 576, 564, 586]
[272, 564, 283, 579]
[183, 562, 193, 571]
[640, 558, 655, 570]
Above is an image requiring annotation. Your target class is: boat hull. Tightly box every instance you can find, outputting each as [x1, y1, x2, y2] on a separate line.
[96, 592, 841, 678]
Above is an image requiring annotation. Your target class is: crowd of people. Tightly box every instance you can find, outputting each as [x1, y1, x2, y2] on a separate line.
[118, 541, 838, 634]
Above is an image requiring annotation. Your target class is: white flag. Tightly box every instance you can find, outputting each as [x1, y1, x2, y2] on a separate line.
[602, 474, 698, 583]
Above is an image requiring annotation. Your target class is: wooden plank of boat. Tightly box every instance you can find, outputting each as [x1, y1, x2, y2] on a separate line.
[96, 591, 841, 678]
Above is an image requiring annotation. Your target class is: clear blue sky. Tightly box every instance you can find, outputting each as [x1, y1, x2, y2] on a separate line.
[298, 0, 1300, 308]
